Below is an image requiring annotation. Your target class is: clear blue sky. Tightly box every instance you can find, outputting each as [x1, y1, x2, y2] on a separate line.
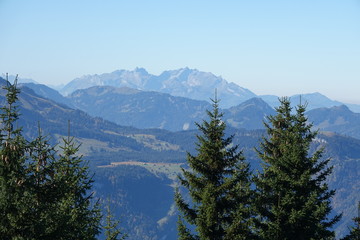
[1, 0, 359, 103]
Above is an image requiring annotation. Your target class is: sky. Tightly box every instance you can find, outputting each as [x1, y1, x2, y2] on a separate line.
[0, 0, 359, 103]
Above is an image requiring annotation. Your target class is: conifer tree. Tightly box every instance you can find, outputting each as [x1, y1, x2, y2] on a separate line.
[0, 75, 65, 239]
[53, 129, 102, 239]
[0, 76, 102, 239]
[26, 125, 59, 239]
[254, 97, 341, 240]
[0, 75, 34, 239]
[175, 97, 255, 240]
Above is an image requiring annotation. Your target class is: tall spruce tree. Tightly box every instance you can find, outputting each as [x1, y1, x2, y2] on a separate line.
[175, 97, 255, 240]
[53, 129, 102, 239]
[26, 125, 60, 239]
[0, 75, 37, 239]
[0, 76, 54, 239]
[254, 97, 341, 240]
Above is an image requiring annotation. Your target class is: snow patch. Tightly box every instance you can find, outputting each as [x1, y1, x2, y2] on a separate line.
[183, 123, 190, 130]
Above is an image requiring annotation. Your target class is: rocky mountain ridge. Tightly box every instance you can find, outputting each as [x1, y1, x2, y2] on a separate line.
[60, 67, 257, 108]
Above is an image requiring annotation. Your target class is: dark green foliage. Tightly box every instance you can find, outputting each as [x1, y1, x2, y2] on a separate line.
[254, 97, 341, 240]
[26, 127, 60, 239]
[175, 97, 255, 240]
[0, 77, 101, 239]
[51, 133, 102, 239]
[0, 76, 35, 239]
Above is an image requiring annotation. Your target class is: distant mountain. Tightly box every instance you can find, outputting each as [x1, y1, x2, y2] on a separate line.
[344, 103, 360, 113]
[20, 82, 74, 108]
[61, 68, 152, 96]
[1, 74, 38, 84]
[292, 92, 343, 109]
[69, 86, 210, 131]
[260, 92, 360, 113]
[224, 98, 276, 130]
[151, 68, 256, 108]
[260, 92, 343, 110]
[307, 105, 360, 139]
[61, 67, 257, 108]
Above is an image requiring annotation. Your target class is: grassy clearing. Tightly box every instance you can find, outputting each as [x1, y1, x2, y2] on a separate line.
[99, 161, 184, 181]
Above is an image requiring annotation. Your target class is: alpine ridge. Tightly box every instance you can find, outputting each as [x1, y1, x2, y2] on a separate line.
[61, 67, 257, 108]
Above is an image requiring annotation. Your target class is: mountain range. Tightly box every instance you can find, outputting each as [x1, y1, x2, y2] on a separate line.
[23, 81, 360, 138]
[60, 67, 256, 109]
[2, 69, 360, 239]
[58, 67, 360, 112]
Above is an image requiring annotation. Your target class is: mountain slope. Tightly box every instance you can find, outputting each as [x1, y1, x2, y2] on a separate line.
[151, 68, 256, 108]
[260, 92, 344, 110]
[224, 97, 276, 130]
[307, 105, 360, 139]
[61, 67, 152, 96]
[69, 86, 210, 131]
[20, 82, 74, 108]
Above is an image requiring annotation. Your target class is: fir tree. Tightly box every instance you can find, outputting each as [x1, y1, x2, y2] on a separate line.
[254, 97, 341, 240]
[26, 125, 59, 239]
[0, 75, 34, 239]
[175, 97, 255, 240]
[53, 128, 102, 239]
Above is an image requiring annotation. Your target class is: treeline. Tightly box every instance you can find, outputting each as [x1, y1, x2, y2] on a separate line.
[0, 78, 126, 240]
[175, 96, 359, 240]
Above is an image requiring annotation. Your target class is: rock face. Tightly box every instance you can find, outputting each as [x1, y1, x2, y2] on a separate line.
[61, 67, 257, 108]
